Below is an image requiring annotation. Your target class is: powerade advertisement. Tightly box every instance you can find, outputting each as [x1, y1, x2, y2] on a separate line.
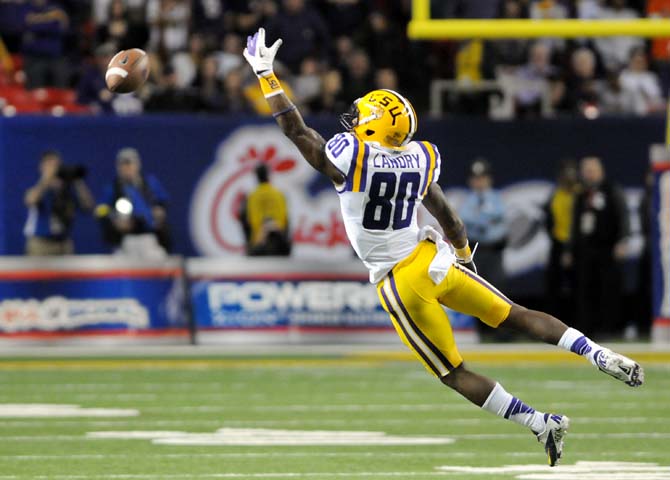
[193, 279, 389, 329]
[188, 258, 475, 336]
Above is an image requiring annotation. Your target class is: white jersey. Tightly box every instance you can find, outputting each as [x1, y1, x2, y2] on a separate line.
[325, 132, 444, 283]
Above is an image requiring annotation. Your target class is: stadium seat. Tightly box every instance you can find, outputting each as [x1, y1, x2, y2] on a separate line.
[33, 87, 76, 107]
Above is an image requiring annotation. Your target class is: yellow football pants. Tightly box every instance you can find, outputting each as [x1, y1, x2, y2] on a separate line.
[377, 240, 513, 378]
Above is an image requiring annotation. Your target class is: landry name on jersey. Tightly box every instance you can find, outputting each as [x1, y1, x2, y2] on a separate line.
[325, 131, 442, 283]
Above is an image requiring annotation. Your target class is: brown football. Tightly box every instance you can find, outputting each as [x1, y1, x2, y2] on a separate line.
[105, 48, 150, 93]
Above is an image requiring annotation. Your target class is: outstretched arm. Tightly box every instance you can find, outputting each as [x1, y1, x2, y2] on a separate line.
[423, 183, 477, 272]
[243, 28, 344, 185]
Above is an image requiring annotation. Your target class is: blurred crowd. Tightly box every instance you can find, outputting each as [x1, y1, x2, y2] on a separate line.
[0, 0, 669, 117]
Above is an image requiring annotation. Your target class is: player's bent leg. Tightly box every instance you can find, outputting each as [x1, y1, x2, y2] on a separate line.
[503, 304, 569, 344]
[441, 364, 569, 467]
[439, 265, 644, 387]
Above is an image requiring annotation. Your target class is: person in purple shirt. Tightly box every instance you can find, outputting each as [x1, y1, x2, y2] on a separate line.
[21, 0, 70, 88]
[266, 0, 330, 73]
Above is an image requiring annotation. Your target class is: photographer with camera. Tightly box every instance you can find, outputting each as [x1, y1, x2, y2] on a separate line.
[23, 150, 94, 255]
[95, 147, 171, 259]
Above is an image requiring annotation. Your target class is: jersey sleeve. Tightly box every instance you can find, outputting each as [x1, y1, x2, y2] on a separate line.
[324, 132, 365, 192]
[431, 144, 442, 185]
[419, 141, 442, 197]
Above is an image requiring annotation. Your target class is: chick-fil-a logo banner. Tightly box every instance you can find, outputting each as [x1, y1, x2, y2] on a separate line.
[189, 125, 352, 259]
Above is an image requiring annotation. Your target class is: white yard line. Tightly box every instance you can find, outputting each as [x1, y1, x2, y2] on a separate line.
[4, 432, 670, 442]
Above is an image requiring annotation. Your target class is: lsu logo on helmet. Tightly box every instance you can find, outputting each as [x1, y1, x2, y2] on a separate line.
[340, 89, 418, 149]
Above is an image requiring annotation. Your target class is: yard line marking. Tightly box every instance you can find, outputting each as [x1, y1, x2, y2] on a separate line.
[6, 431, 669, 442]
[87, 428, 455, 446]
[436, 461, 670, 479]
[0, 474, 453, 479]
[1, 451, 653, 461]
[0, 404, 139, 418]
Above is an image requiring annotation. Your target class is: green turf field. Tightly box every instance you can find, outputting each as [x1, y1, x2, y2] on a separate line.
[0, 355, 668, 480]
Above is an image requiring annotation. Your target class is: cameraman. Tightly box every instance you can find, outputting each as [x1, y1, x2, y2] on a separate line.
[23, 150, 94, 255]
[96, 148, 171, 258]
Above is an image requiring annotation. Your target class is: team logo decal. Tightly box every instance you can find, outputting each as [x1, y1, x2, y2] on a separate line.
[189, 126, 351, 258]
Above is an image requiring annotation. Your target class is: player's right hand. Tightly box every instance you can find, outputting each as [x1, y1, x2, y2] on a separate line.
[243, 27, 283, 77]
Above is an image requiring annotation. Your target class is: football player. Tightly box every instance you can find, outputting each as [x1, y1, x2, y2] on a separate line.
[243, 28, 644, 467]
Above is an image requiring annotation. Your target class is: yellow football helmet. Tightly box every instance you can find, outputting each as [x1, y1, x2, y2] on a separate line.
[340, 89, 418, 149]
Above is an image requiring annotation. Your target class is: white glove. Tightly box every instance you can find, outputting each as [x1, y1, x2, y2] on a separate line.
[243, 27, 283, 77]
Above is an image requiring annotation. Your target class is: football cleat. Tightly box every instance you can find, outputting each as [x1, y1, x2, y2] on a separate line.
[534, 413, 570, 467]
[594, 349, 644, 387]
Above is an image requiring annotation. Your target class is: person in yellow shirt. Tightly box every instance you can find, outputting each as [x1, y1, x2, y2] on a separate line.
[241, 164, 291, 256]
[544, 159, 579, 318]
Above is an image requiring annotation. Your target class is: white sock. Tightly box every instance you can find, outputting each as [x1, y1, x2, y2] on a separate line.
[482, 382, 547, 433]
[558, 327, 604, 367]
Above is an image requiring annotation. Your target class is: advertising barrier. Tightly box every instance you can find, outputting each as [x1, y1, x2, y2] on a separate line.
[188, 257, 476, 345]
[0, 256, 189, 345]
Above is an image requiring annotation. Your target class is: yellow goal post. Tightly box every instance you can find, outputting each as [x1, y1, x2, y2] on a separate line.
[408, 0, 670, 39]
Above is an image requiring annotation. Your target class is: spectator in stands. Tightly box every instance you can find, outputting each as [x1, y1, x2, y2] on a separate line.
[191, 0, 223, 42]
[224, 0, 277, 37]
[647, 0, 670, 90]
[96, 0, 149, 52]
[341, 49, 372, 103]
[266, 0, 330, 73]
[433, 0, 500, 19]
[96, 148, 171, 258]
[224, 68, 253, 113]
[145, 64, 198, 112]
[599, 72, 635, 114]
[631, 167, 655, 339]
[146, 0, 191, 54]
[556, 47, 604, 115]
[293, 57, 322, 107]
[215, 33, 244, 79]
[514, 42, 556, 116]
[23, 150, 94, 255]
[192, 55, 226, 112]
[333, 35, 354, 73]
[483, 0, 529, 77]
[0, 37, 14, 83]
[77, 42, 116, 113]
[529, 0, 568, 53]
[365, 10, 403, 71]
[320, 0, 366, 37]
[307, 69, 346, 114]
[22, 0, 70, 89]
[544, 158, 579, 319]
[459, 159, 508, 289]
[619, 47, 665, 116]
[570, 156, 629, 337]
[239, 164, 291, 256]
[172, 33, 206, 89]
[374, 68, 399, 91]
[578, 0, 603, 19]
[594, 0, 644, 72]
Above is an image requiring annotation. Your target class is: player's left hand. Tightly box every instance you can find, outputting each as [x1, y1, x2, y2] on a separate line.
[457, 258, 478, 274]
[243, 27, 282, 77]
[455, 242, 478, 274]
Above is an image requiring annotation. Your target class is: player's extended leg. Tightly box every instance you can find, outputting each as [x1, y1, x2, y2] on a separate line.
[377, 241, 568, 466]
[440, 363, 569, 467]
